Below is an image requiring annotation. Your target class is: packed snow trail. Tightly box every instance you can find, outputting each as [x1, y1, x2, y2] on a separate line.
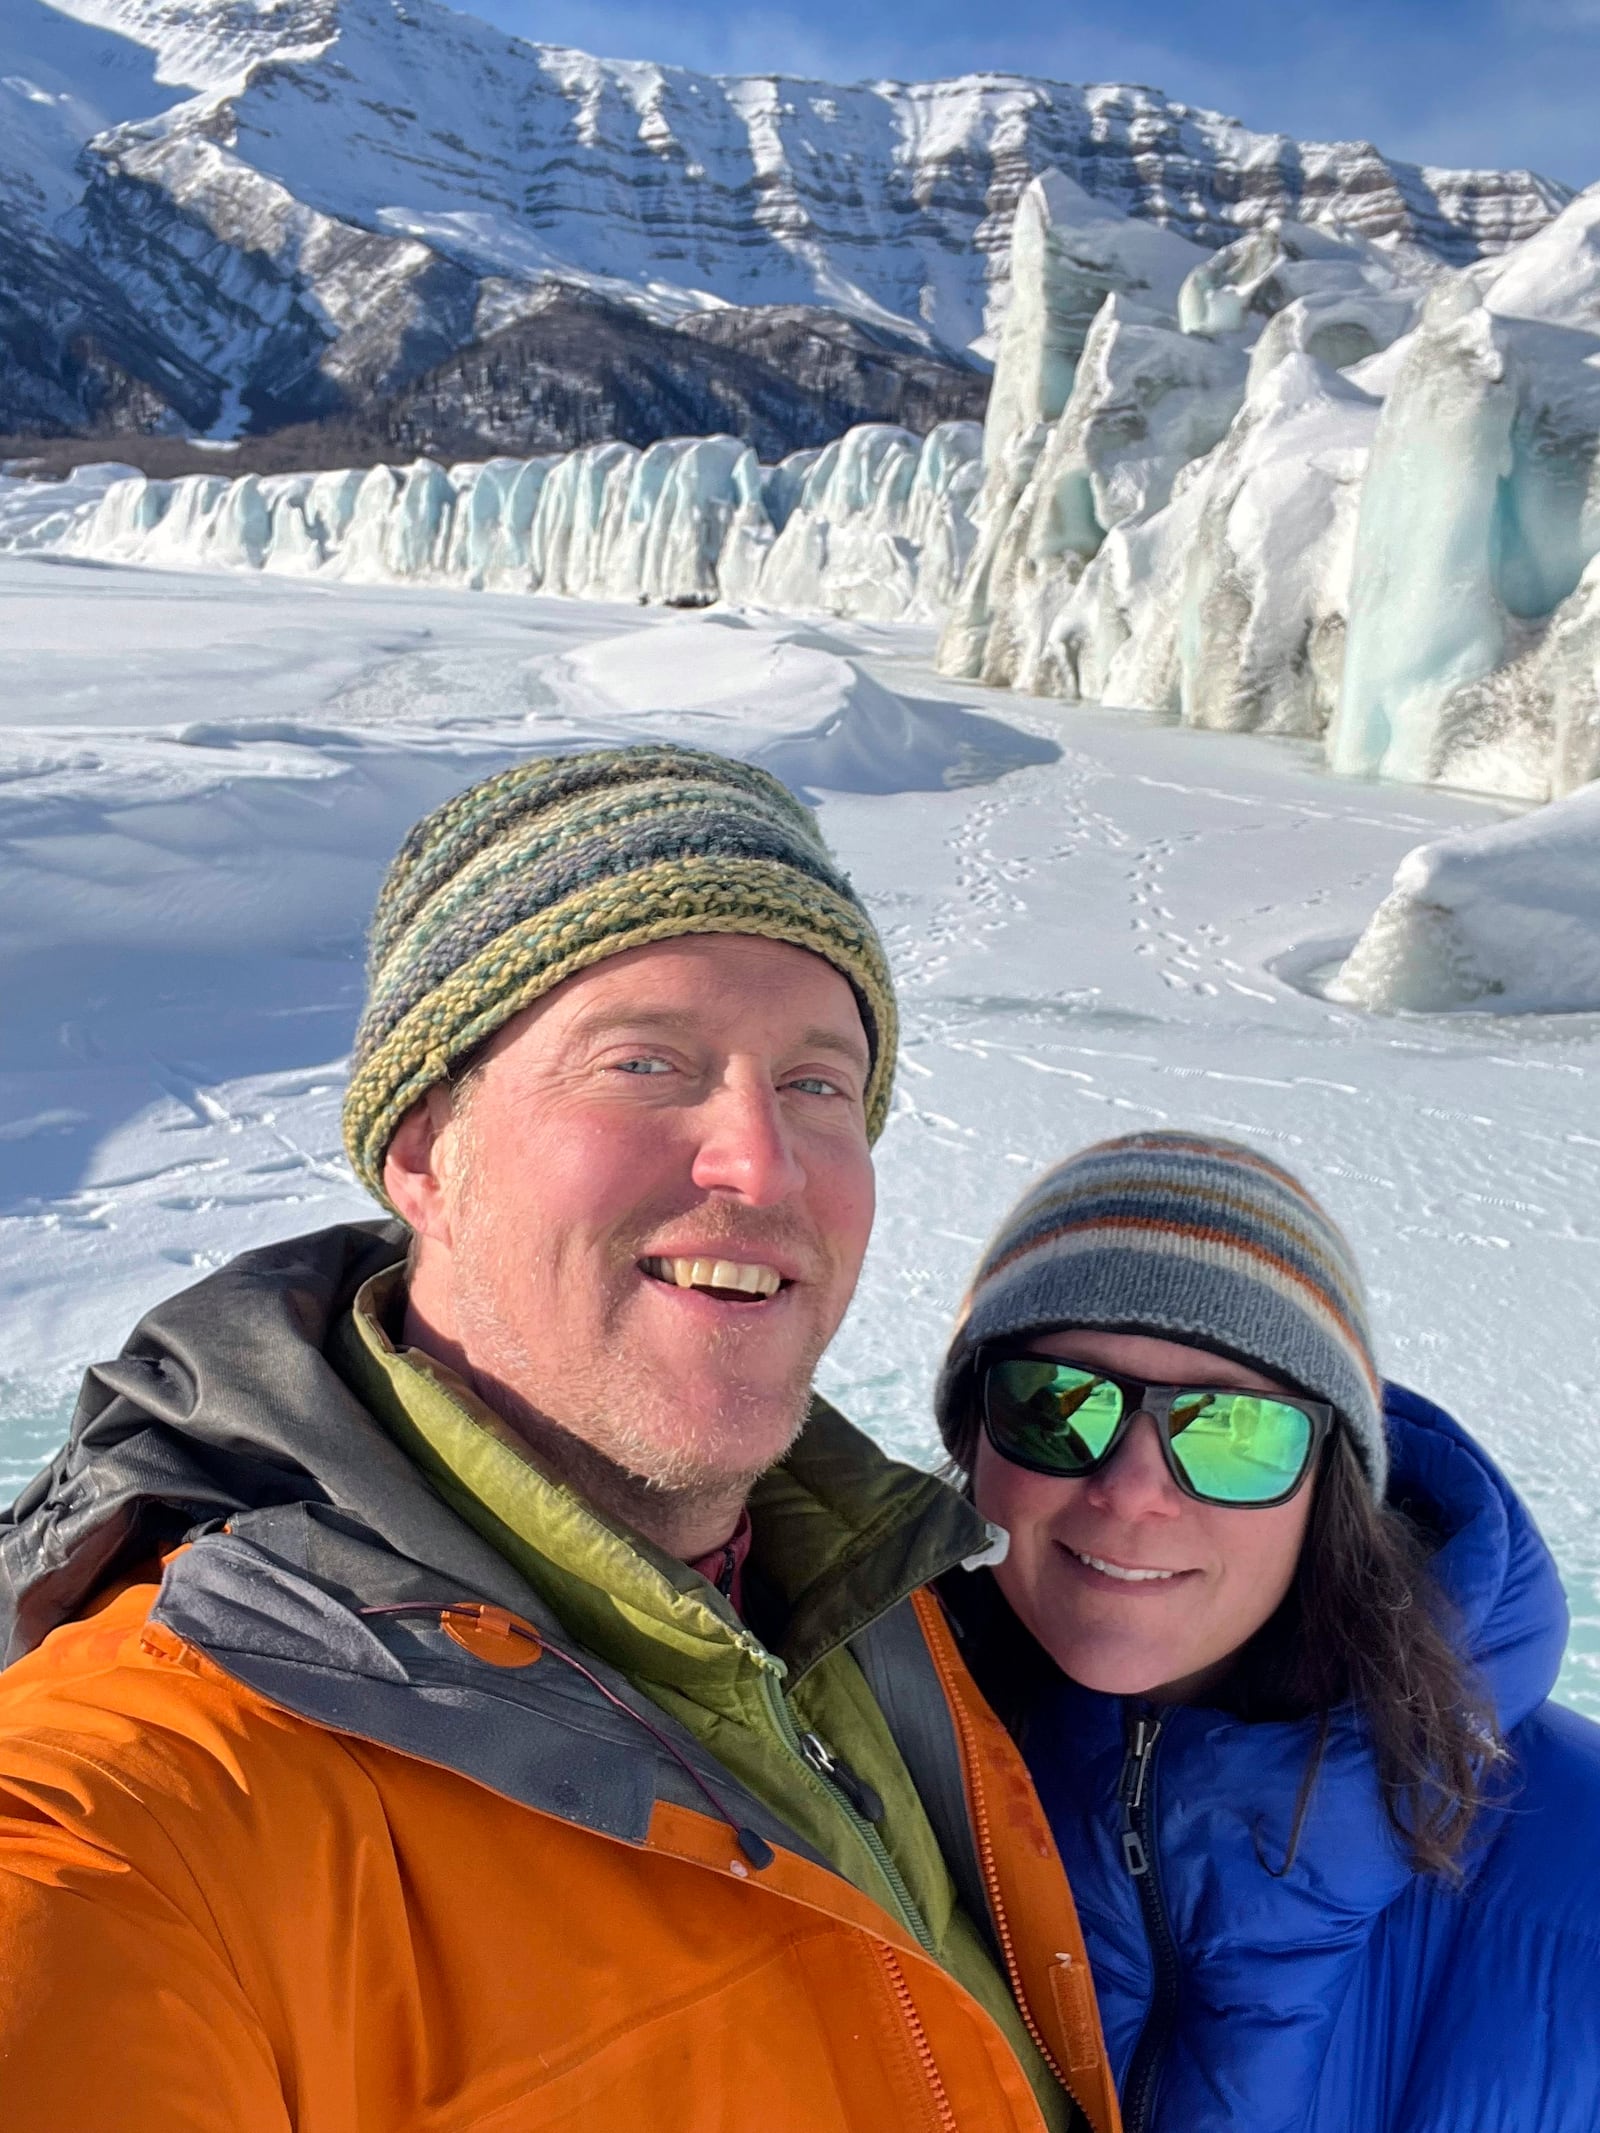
[0, 555, 1594, 1715]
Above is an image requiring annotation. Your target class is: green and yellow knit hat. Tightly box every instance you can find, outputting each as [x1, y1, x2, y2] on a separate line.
[343, 744, 898, 1201]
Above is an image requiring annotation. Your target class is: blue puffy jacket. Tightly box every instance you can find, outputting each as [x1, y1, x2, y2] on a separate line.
[1023, 1386, 1600, 2133]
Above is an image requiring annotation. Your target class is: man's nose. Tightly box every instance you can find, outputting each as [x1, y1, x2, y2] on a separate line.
[689, 1073, 806, 1205]
[1082, 1412, 1185, 1520]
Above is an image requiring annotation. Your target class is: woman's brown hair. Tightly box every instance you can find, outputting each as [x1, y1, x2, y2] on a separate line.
[946, 1399, 1503, 1880]
[1245, 1428, 1502, 1880]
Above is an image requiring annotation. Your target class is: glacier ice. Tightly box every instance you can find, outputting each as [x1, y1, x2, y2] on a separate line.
[1178, 221, 1421, 347]
[17, 170, 1600, 823]
[742, 424, 982, 622]
[0, 460, 137, 550]
[944, 294, 1250, 694]
[939, 174, 1212, 685]
[980, 172, 1206, 461]
[938, 170, 1600, 803]
[37, 420, 984, 628]
[1328, 277, 1600, 798]
[936, 188, 1430, 710]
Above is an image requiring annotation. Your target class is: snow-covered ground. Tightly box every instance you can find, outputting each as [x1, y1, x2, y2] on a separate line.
[1, 551, 1595, 1716]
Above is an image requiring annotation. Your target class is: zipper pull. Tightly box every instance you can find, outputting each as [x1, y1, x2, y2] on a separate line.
[799, 1730, 886, 1824]
[1118, 1711, 1163, 1878]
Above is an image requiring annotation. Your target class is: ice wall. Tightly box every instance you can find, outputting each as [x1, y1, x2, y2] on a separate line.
[980, 172, 1205, 461]
[948, 294, 1250, 693]
[42, 423, 982, 626]
[941, 173, 1211, 681]
[736, 423, 982, 622]
[940, 172, 1600, 802]
[940, 188, 1422, 738]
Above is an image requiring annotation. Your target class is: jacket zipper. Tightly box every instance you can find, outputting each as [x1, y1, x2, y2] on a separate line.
[303, 1605, 964, 2131]
[875, 1943, 961, 2133]
[754, 1662, 939, 1955]
[915, 1597, 1097, 2132]
[1117, 1710, 1178, 2133]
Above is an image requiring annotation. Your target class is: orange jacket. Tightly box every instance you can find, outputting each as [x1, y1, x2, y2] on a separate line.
[1, 1573, 1116, 2133]
[0, 1225, 1118, 2133]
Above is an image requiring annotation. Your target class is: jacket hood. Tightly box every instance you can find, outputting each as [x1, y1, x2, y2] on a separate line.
[0, 1221, 987, 1669]
[1, 1222, 414, 1662]
[1382, 1381, 1568, 1734]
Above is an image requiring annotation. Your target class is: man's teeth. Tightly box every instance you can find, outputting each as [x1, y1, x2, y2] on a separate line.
[642, 1256, 783, 1298]
[1072, 1549, 1180, 1584]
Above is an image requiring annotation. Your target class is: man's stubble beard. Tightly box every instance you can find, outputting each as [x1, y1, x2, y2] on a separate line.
[445, 1137, 831, 1514]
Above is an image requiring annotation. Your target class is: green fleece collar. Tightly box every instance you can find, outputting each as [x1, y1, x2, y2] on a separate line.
[334, 1272, 1070, 2130]
[337, 1268, 989, 1698]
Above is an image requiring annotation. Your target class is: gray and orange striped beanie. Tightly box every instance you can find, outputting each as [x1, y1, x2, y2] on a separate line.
[342, 743, 898, 1203]
[935, 1130, 1387, 1497]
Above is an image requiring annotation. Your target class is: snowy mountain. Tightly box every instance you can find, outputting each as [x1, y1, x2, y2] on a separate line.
[0, 0, 1574, 442]
[375, 293, 989, 464]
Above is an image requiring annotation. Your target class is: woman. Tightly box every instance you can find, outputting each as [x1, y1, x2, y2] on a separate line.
[935, 1129, 1600, 2133]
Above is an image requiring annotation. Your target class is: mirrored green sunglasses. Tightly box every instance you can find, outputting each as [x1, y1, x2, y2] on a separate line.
[979, 1350, 1333, 1508]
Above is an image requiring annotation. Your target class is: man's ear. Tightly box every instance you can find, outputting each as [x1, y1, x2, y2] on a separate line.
[382, 1083, 463, 1243]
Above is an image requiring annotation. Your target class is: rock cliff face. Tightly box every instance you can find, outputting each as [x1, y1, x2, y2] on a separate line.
[0, 0, 1574, 446]
[378, 294, 990, 463]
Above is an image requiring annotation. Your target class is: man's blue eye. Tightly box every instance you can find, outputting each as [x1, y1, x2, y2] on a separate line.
[616, 1057, 672, 1075]
[791, 1076, 840, 1096]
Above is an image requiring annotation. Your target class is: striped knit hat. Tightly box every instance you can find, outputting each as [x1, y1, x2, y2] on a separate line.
[343, 744, 897, 1202]
[935, 1130, 1387, 1498]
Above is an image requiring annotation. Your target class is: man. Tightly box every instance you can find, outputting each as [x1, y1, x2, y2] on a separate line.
[0, 745, 1116, 2133]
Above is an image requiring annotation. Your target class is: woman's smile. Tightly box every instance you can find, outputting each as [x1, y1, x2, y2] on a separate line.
[1056, 1542, 1195, 1587]
[975, 1328, 1314, 1702]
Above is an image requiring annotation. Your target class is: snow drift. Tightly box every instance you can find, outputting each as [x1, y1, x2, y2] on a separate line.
[1329, 781, 1600, 1014]
[525, 617, 1057, 795]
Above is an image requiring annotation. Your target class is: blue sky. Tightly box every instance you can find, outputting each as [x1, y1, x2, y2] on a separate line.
[464, 0, 1599, 188]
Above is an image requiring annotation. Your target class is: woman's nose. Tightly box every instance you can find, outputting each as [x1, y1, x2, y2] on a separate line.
[1082, 1411, 1186, 1519]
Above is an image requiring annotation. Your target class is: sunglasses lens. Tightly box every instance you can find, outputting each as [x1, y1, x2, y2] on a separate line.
[985, 1361, 1125, 1474]
[1165, 1392, 1314, 1503]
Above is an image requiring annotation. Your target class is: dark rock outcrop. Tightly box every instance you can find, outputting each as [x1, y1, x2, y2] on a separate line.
[379, 292, 990, 460]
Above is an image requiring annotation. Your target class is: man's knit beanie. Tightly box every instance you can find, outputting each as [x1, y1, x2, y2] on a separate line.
[342, 743, 898, 1203]
[935, 1129, 1387, 1499]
